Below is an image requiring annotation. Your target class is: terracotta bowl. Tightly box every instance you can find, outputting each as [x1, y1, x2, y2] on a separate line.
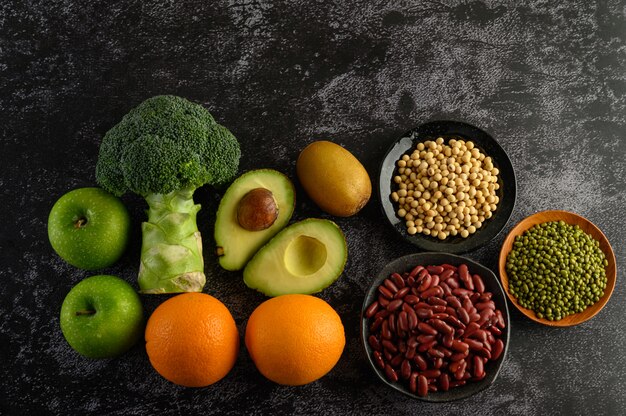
[498, 210, 616, 327]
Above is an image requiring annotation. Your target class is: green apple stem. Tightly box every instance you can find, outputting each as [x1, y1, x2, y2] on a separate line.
[75, 310, 96, 316]
[138, 187, 205, 294]
[74, 217, 87, 228]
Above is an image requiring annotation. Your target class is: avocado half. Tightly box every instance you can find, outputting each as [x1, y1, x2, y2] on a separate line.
[215, 169, 295, 271]
[243, 218, 347, 296]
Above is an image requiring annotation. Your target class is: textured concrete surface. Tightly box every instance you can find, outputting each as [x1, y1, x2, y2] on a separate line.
[1, 0, 625, 414]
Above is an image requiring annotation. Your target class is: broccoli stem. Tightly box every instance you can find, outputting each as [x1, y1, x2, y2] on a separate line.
[138, 188, 205, 294]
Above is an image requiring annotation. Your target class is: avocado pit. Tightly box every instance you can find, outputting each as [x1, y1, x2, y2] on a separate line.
[237, 188, 279, 231]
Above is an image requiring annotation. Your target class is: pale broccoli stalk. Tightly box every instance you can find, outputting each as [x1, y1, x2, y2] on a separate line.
[96, 95, 240, 293]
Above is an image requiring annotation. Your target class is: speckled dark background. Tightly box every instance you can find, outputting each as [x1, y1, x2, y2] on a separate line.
[1, 1, 625, 415]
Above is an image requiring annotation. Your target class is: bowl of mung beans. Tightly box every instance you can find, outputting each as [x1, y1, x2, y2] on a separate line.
[379, 120, 516, 253]
[498, 210, 616, 327]
[361, 252, 510, 401]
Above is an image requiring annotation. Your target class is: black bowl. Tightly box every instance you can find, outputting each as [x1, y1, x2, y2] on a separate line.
[360, 252, 510, 402]
[379, 120, 516, 253]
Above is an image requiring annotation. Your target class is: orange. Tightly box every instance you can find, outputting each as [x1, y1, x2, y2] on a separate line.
[245, 294, 345, 386]
[145, 293, 239, 387]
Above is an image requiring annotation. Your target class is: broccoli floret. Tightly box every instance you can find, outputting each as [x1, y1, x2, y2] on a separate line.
[95, 95, 241, 294]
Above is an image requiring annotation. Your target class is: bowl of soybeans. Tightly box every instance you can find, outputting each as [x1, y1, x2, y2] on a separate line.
[379, 120, 516, 253]
[361, 252, 510, 401]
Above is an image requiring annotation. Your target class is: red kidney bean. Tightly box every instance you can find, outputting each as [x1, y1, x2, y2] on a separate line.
[407, 336, 418, 349]
[428, 384, 438, 392]
[464, 321, 480, 337]
[470, 292, 481, 304]
[404, 294, 420, 305]
[384, 278, 399, 294]
[420, 286, 444, 299]
[465, 338, 483, 351]
[398, 340, 407, 354]
[405, 346, 416, 360]
[436, 345, 453, 358]
[427, 347, 445, 359]
[458, 264, 469, 281]
[370, 317, 383, 332]
[490, 326, 502, 336]
[472, 274, 485, 293]
[445, 307, 458, 318]
[427, 265, 444, 274]
[451, 339, 469, 353]
[441, 263, 457, 271]
[446, 296, 462, 309]
[391, 273, 405, 289]
[473, 355, 484, 379]
[416, 308, 433, 320]
[407, 276, 415, 286]
[431, 313, 449, 320]
[449, 380, 466, 388]
[439, 281, 452, 296]
[431, 305, 447, 313]
[476, 347, 492, 359]
[417, 322, 437, 336]
[378, 296, 390, 308]
[495, 309, 506, 329]
[446, 277, 460, 289]
[492, 339, 504, 360]
[429, 319, 453, 335]
[409, 265, 425, 278]
[476, 301, 495, 311]
[386, 299, 404, 312]
[374, 309, 389, 320]
[427, 296, 447, 306]
[430, 274, 440, 288]
[439, 373, 450, 391]
[388, 314, 396, 333]
[385, 364, 398, 382]
[469, 329, 488, 343]
[365, 301, 379, 319]
[416, 268, 429, 283]
[457, 308, 470, 325]
[440, 268, 455, 280]
[407, 308, 419, 330]
[378, 285, 394, 299]
[414, 354, 428, 371]
[416, 334, 435, 344]
[449, 359, 464, 373]
[400, 359, 412, 379]
[442, 333, 454, 348]
[469, 312, 481, 322]
[394, 287, 410, 300]
[373, 350, 385, 369]
[415, 301, 431, 309]
[398, 311, 409, 332]
[417, 340, 437, 353]
[382, 339, 398, 354]
[368, 335, 382, 351]
[417, 274, 433, 292]
[381, 320, 392, 340]
[479, 292, 493, 302]
[409, 372, 418, 393]
[383, 349, 393, 361]
[453, 288, 473, 297]
[461, 296, 473, 311]
[401, 303, 413, 314]
[454, 360, 467, 380]
[422, 369, 441, 378]
[450, 351, 468, 362]
[417, 375, 428, 397]
[477, 309, 495, 326]
[390, 353, 404, 368]
[444, 315, 464, 329]
[433, 357, 444, 369]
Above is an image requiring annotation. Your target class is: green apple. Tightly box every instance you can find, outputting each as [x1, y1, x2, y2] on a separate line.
[60, 275, 144, 358]
[48, 187, 131, 270]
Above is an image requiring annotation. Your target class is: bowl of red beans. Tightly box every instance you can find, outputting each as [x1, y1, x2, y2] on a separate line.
[360, 252, 510, 401]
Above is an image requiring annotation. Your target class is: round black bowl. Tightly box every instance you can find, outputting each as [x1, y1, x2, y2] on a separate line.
[379, 120, 516, 254]
[360, 252, 510, 402]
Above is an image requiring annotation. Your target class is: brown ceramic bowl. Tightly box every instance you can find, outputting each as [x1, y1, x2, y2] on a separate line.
[498, 210, 616, 326]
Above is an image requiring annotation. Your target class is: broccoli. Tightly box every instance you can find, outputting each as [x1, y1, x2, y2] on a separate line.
[96, 95, 241, 293]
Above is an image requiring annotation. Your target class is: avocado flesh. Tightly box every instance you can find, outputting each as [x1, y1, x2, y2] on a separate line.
[243, 219, 347, 296]
[215, 169, 295, 271]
